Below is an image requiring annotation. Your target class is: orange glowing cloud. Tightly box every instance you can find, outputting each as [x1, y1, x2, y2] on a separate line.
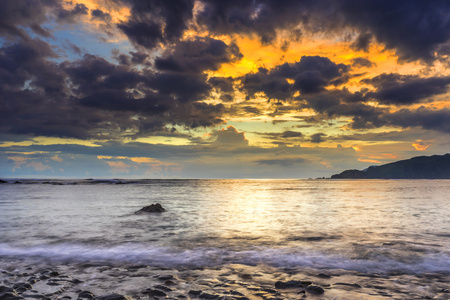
[358, 158, 382, 164]
[412, 140, 432, 151]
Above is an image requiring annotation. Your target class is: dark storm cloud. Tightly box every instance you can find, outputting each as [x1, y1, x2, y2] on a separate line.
[56, 3, 89, 23]
[274, 56, 350, 94]
[281, 131, 303, 138]
[0, 37, 232, 139]
[197, 0, 318, 45]
[240, 67, 292, 100]
[197, 0, 450, 62]
[91, 9, 112, 22]
[155, 37, 242, 74]
[363, 74, 450, 105]
[257, 130, 304, 141]
[350, 32, 372, 52]
[118, 0, 195, 49]
[240, 56, 350, 100]
[337, 0, 450, 62]
[0, 0, 56, 39]
[383, 107, 450, 133]
[351, 57, 375, 68]
[310, 133, 326, 143]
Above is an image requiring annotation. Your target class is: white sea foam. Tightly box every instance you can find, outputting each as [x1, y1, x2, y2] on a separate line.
[0, 243, 449, 275]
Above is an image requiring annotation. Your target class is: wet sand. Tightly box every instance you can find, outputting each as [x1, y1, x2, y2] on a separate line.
[1, 258, 449, 300]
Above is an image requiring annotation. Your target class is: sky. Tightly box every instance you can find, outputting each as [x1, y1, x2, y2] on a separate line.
[1, 0, 450, 179]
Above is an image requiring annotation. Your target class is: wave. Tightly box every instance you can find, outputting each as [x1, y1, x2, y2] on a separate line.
[0, 243, 448, 275]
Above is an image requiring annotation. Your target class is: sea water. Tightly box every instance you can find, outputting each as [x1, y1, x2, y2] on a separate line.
[0, 179, 449, 299]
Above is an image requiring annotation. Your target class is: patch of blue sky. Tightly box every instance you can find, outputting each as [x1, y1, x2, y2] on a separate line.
[47, 22, 133, 62]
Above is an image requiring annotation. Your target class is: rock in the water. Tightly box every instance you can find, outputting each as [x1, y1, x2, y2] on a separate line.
[0, 179, 7, 184]
[305, 285, 325, 295]
[93, 294, 132, 300]
[135, 203, 166, 213]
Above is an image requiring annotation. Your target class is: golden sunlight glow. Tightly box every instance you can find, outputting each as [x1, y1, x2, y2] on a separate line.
[412, 140, 432, 151]
[358, 158, 382, 164]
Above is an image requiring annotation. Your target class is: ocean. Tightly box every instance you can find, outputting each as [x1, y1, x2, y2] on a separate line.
[0, 179, 449, 299]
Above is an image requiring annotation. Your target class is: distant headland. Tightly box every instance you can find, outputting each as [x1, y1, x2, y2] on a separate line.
[331, 153, 450, 179]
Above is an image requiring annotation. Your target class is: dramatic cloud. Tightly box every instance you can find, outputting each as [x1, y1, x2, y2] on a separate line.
[240, 56, 350, 100]
[118, 0, 195, 49]
[1, 0, 450, 178]
[363, 74, 450, 105]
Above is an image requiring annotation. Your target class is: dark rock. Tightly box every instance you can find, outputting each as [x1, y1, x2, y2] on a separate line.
[0, 288, 15, 294]
[78, 291, 96, 299]
[157, 274, 174, 281]
[48, 271, 60, 277]
[46, 282, 59, 286]
[305, 285, 325, 295]
[164, 280, 176, 286]
[71, 279, 84, 284]
[154, 285, 172, 292]
[239, 274, 252, 280]
[135, 203, 166, 213]
[0, 179, 7, 184]
[317, 273, 331, 279]
[12, 283, 32, 293]
[27, 277, 39, 284]
[188, 290, 202, 296]
[274, 280, 311, 289]
[14, 181, 22, 184]
[199, 292, 220, 299]
[142, 289, 166, 297]
[333, 282, 361, 288]
[93, 294, 132, 300]
[0, 292, 23, 300]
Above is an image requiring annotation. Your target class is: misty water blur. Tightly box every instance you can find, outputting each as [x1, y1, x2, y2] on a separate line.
[0, 179, 449, 274]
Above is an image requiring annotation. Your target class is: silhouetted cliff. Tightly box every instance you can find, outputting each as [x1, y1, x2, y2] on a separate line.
[331, 154, 450, 179]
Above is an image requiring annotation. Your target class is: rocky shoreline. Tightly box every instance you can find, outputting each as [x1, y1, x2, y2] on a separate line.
[1, 258, 449, 300]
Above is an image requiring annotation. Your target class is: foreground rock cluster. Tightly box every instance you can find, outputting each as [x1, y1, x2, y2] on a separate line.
[1, 261, 449, 300]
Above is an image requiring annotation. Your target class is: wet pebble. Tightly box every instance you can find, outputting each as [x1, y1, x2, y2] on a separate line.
[198, 292, 220, 299]
[188, 290, 202, 296]
[12, 283, 33, 293]
[78, 291, 96, 299]
[157, 275, 174, 281]
[305, 285, 325, 295]
[333, 282, 362, 288]
[154, 285, 172, 292]
[274, 280, 311, 289]
[142, 288, 166, 297]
